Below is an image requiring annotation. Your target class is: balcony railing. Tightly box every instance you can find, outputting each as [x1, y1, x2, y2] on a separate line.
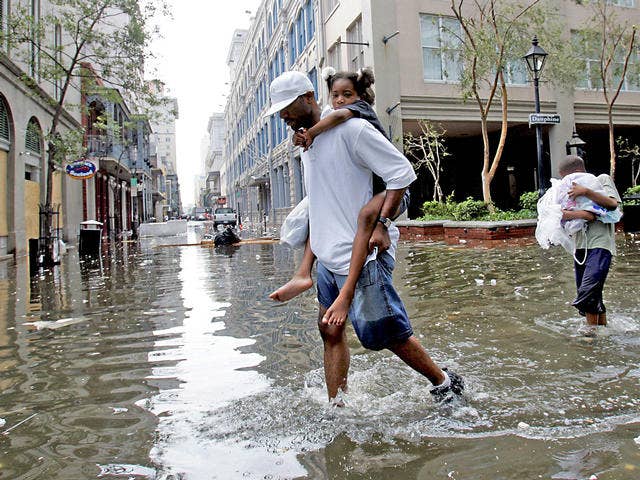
[86, 135, 150, 172]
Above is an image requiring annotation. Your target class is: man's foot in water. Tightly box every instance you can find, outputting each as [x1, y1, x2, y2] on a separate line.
[269, 274, 313, 302]
[430, 368, 465, 403]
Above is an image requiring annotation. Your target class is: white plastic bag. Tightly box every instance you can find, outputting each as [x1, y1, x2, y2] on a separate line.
[536, 184, 574, 254]
[280, 196, 309, 249]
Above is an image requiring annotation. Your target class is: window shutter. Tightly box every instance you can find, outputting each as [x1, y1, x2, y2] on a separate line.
[0, 100, 9, 142]
[25, 119, 42, 154]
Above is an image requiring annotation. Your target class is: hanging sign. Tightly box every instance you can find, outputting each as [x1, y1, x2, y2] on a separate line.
[65, 159, 97, 179]
[529, 113, 561, 125]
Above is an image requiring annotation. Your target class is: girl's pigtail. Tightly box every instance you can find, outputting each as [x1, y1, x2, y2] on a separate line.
[322, 66, 336, 89]
[358, 67, 376, 105]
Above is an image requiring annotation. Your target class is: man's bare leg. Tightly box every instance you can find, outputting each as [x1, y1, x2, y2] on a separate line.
[270, 239, 315, 302]
[317, 305, 350, 400]
[586, 312, 599, 326]
[598, 312, 607, 326]
[388, 335, 446, 386]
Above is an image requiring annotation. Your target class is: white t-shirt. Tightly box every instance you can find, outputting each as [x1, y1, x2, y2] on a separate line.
[302, 117, 417, 275]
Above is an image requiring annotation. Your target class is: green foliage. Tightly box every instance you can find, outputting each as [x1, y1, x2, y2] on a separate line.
[421, 200, 454, 219]
[625, 185, 640, 196]
[452, 197, 489, 221]
[623, 185, 640, 205]
[519, 191, 539, 211]
[420, 197, 536, 221]
[481, 209, 537, 221]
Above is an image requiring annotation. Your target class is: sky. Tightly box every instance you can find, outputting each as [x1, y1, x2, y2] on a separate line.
[150, 0, 262, 208]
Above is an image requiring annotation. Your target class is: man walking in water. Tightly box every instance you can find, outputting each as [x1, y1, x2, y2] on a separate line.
[266, 71, 464, 403]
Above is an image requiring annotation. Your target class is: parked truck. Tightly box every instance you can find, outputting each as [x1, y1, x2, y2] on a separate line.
[213, 207, 237, 229]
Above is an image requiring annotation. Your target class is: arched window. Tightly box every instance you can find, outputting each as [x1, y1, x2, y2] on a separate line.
[0, 97, 10, 145]
[25, 118, 42, 155]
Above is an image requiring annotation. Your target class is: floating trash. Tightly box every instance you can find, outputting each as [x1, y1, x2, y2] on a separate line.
[97, 464, 156, 478]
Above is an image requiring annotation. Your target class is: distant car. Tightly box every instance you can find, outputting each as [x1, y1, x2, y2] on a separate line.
[213, 207, 237, 229]
[196, 214, 206, 221]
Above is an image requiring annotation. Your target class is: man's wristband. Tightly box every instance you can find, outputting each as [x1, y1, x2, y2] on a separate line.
[378, 216, 393, 229]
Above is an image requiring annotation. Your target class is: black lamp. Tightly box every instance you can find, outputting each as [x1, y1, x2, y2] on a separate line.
[566, 130, 587, 156]
[523, 36, 549, 197]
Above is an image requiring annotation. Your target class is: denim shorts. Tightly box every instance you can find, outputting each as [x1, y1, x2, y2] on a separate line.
[317, 252, 414, 351]
[573, 248, 612, 314]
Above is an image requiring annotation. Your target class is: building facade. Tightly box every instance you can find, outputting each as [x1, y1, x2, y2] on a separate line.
[219, 0, 640, 224]
[148, 80, 180, 219]
[0, 0, 84, 258]
[221, 0, 318, 232]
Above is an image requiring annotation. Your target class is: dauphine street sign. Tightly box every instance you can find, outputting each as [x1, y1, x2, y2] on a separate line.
[529, 113, 561, 125]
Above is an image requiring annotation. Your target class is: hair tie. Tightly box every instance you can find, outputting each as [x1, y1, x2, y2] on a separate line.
[321, 66, 336, 81]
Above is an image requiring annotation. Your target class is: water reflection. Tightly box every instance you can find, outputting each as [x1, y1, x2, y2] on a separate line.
[0, 233, 638, 479]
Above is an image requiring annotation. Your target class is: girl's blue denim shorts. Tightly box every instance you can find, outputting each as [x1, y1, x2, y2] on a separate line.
[317, 252, 414, 351]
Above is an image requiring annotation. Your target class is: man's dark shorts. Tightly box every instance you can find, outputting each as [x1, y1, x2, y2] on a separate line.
[573, 248, 612, 315]
[316, 252, 414, 350]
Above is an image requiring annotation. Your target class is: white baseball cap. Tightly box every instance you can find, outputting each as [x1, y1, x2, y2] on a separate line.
[265, 71, 314, 117]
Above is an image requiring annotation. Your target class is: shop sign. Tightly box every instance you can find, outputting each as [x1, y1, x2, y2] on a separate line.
[65, 159, 97, 179]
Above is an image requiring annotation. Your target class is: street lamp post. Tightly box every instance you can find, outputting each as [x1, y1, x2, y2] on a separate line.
[523, 36, 548, 197]
[565, 130, 587, 157]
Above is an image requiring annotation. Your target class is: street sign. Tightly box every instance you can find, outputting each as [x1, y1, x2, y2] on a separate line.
[529, 113, 561, 125]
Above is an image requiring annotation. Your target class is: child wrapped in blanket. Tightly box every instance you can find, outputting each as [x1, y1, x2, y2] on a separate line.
[556, 172, 622, 234]
[536, 156, 622, 253]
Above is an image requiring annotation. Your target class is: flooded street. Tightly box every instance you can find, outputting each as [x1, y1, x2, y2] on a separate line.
[1, 227, 639, 479]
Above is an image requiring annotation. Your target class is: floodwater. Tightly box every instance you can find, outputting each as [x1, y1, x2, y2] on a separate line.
[0, 225, 639, 480]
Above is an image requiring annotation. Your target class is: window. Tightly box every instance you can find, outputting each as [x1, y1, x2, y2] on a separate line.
[297, 10, 305, 54]
[419, 14, 463, 82]
[606, 0, 635, 6]
[572, 30, 640, 91]
[346, 16, 364, 71]
[305, 1, 314, 44]
[308, 67, 318, 97]
[288, 25, 297, 65]
[504, 60, 527, 85]
[327, 40, 341, 70]
[324, 0, 339, 15]
[0, 98, 10, 145]
[25, 118, 42, 155]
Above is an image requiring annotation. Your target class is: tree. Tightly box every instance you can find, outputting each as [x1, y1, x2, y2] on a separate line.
[572, 1, 638, 180]
[5, 0, 165, 266]
[617, 136, 640, 187]
[403, 120, 449, 203]
[448, 0, 566, 208]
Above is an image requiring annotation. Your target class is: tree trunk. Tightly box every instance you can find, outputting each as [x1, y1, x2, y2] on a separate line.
[480, 116, 494, 209]
[608, 107, 616, 179]
[41, 141, 57, 267]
